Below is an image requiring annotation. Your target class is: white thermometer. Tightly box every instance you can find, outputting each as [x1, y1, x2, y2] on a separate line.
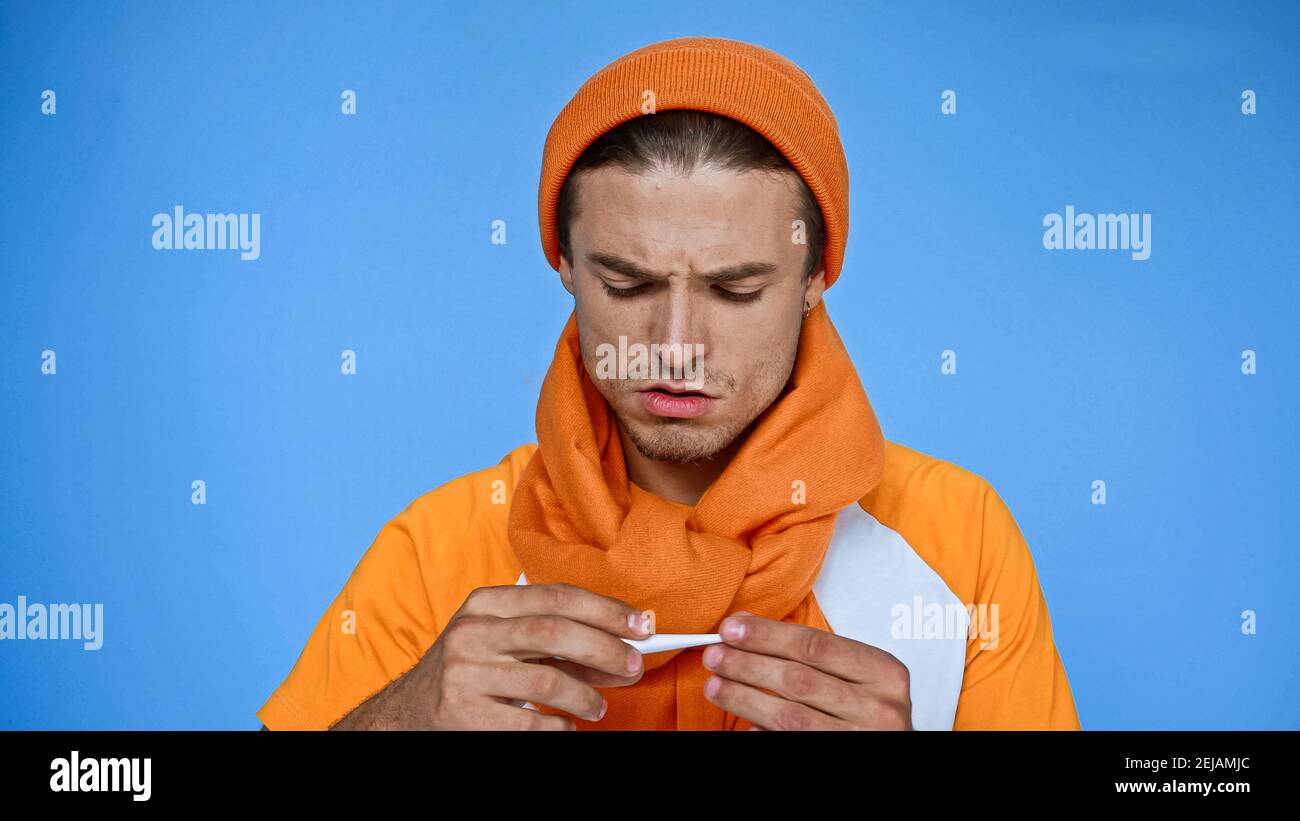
[620, 633, 724, 654]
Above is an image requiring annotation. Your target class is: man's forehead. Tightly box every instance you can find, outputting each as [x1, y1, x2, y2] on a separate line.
[575, 163, 800, 204]
[570, 170, 805, 277]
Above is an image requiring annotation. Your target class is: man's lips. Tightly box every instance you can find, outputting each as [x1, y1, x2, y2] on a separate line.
[637, 383, 717, 419]
[644, 381, 715, 398]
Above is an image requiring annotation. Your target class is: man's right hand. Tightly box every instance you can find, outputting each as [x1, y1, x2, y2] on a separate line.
[329, 583, 654, 730]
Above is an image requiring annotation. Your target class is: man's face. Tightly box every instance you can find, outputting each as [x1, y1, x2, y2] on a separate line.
[559, 164, 826, 464]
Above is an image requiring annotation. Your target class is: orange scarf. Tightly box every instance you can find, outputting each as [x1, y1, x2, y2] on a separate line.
[507, 303, 886, 729]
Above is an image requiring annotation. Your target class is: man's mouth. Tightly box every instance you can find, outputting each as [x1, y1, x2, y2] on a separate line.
[637, 384, 717, 419]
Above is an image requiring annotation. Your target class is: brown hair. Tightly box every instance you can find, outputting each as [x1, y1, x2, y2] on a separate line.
[555, 110, 825, 281]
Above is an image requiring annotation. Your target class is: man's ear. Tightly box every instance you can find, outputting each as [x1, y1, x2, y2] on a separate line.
[559, 252, 576, 296]
[803, 267, 827, 311]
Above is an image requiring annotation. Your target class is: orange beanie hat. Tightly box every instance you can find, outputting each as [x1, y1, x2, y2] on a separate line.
[537, 36, 851, 288]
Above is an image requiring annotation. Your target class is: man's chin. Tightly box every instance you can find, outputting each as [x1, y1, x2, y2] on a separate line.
[621, 416, 739, 465]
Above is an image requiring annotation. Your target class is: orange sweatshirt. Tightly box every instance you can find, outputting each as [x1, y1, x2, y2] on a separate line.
[257, 439, 1081, 730]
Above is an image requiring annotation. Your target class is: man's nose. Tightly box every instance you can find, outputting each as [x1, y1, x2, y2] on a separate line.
[653, 286, 701, 377]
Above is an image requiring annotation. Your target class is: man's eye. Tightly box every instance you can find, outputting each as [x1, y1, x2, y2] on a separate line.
[601, 281, 653, 298]
[714, 286, 763, 303]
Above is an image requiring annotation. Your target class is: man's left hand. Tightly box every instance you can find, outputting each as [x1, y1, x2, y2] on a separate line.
[701, 610, 913, 730]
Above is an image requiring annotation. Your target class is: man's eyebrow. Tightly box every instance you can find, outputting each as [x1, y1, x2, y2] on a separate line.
[585, 252, 778, 283]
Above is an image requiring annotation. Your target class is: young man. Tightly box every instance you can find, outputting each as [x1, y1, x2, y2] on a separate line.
[258, 36, 1081, 731]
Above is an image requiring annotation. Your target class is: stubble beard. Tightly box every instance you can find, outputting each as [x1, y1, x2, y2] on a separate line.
[620, 412, 750, 465]
[578, 315, 802, 467]
[608, 345, 799, 466]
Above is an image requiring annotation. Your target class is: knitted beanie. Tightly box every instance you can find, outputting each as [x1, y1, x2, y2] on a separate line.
[537, 36, 850, 288]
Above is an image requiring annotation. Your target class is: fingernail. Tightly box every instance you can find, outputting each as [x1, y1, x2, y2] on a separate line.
[629, 609, 655, 636]
[596, 700, 607, 721]
[721, 617, 747, 641]
[627, 648, 642, 673]
[704, 675, 722, 698]
[703, 644, 723, 668]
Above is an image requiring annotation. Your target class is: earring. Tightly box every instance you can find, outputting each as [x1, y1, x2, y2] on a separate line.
[802, 301, 812, 320]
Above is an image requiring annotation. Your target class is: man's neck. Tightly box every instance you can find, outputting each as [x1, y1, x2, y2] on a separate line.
[617, 423, 746, 506]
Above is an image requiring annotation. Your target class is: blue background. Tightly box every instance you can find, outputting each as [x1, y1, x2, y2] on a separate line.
[1, 0, 1295, 729]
